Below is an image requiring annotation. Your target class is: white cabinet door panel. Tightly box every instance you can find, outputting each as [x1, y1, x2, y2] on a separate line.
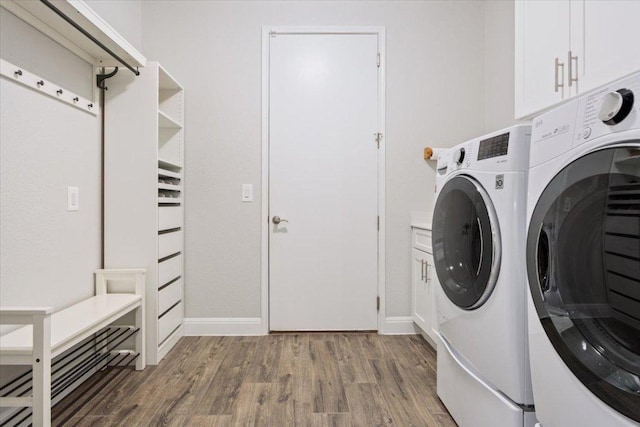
[582, 1, 640, 93]
[516, 0, 570, 118]
[413, 248, 429, 332]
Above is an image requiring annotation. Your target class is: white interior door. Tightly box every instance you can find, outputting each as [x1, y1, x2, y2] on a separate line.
[269, 32, 380, 331]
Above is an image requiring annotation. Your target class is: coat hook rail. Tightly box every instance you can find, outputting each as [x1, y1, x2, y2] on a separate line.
[0, 59, 97, 115]
[39, 0, 140, 76]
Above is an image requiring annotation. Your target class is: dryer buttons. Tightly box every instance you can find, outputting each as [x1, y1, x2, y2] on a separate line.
[495, 174, 504, 190]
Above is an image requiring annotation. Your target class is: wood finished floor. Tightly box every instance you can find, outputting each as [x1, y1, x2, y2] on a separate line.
[52, 334, 456, 427]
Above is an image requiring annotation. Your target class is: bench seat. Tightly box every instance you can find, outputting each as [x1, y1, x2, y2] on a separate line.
[0, 294, 141, 362]
[0, 269, 146, 427]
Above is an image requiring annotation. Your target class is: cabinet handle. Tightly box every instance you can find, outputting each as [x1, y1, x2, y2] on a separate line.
[421, 260, 426, 281]
[554, 57, 565, 93]
[425, 263, 430, 284]
[568, 50, 578, 89]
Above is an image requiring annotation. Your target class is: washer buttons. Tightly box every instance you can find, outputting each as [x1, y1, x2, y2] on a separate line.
[582, 127, 592, 139]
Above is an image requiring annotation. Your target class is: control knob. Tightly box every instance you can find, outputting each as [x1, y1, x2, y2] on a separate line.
[454, 147, 466, 165]
[598, 88, 634, 126]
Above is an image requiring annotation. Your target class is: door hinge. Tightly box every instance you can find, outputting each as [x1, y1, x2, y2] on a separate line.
[377, 52, 381, 68]
[376, 296, 380, 311]
[374, 132, 383, 148]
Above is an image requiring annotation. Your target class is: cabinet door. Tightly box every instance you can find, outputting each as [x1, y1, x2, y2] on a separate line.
[581, 1, 640, 93]
[516, 1, 571, 118]
[425, 252, 439, 346]
[412, 248, 429, 333]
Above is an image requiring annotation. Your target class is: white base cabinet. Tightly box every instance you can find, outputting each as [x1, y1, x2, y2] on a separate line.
[104, 62, 185, 365]
[411, 227, 438, 348]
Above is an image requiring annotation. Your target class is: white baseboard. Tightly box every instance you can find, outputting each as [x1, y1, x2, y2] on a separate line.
[183, 317, 263, 336]
[382, 316, 417, 335]
[183, 317, 417, 336]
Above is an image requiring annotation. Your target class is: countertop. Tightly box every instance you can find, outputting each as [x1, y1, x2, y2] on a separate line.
[410, 222, 431, 230]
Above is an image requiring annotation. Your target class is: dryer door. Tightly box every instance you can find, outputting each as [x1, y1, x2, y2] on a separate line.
[527, 144, 640, 422]
[432, 175, 501, 310]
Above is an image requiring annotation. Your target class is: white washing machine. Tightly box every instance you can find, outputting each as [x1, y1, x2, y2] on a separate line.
[526, 72, 640, 426]
[432, 124, 537, 427]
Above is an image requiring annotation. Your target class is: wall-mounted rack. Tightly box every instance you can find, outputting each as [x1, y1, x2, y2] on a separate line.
[0, 59, 97, 115]
[0, 0, 146, 72]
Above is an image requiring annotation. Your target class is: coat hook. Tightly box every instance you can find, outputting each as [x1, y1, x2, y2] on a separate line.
[73, 97, 79, 103]
[36, 80, 44, 87]
[14, 69, 22, 77]
[88, 103, 93, 109]
[56, 89, 63, 95]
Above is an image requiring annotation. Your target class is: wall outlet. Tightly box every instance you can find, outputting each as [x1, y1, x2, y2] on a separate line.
[67, 186, 79, 211]
[242, 184, 253, 202]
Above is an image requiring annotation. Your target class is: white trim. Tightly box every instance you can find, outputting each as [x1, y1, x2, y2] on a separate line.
[261, 25, 386, 334]
[376, 27, 387, 334]
[261, 26, 271, 335]
[183, 318, 263, 336]
[382, 317, 417, 335]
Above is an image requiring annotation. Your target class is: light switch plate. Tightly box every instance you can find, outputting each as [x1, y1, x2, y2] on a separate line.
[242, 184, 253, 202]
[68, 186, 79, 211]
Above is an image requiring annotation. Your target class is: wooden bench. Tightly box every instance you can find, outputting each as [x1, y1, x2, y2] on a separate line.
[0, 269, 146, 427]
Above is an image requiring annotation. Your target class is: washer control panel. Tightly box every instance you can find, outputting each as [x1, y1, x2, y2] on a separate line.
[578, 73, 639, 146]
[531, 71, 640, 168]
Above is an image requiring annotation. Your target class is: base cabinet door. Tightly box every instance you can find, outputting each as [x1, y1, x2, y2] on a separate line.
[412, 248, 429, 332]
[412, 247, 438, 346]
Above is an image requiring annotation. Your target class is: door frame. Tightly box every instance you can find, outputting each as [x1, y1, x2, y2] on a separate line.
[260, 26, 386, 334]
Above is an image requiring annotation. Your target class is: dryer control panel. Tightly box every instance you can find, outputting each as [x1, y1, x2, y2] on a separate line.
[445, 125, 531, 174]
[477, 133, 510, 160]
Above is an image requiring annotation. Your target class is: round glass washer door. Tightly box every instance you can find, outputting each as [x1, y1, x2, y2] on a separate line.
[432, 175, 501, 310]
[527, 144, 640, 422]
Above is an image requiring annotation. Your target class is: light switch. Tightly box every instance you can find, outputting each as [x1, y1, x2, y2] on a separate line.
[68, 186, 79, 211]
[242, 184, 253, 202]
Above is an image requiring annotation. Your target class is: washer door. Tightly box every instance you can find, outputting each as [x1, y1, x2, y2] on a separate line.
[432, 175, 501, 310]
[527, 144, 640, 422]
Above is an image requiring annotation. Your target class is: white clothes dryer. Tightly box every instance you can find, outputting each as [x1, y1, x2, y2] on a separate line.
[432, 125, 536, 427]
[526, 72, 640, 426]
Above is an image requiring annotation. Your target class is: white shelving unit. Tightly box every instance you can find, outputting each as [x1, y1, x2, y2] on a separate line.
[104, 62, 184, 365]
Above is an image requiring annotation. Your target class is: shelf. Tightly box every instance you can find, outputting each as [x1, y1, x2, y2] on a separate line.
[158, 196, 182, 204]
[0, 0, 146, 69]
[158, 183, 181, 191]
[158, 158, 182, 171]
[158, 168, 182, 179]
[158, 65, 182, 91]
[158, 110, 182, 129]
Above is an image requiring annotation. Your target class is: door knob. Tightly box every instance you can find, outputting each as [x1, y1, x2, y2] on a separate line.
[272, 216, 288, 225]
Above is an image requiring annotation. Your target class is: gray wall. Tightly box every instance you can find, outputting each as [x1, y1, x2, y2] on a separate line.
[0, 0, 517, 326]
[0, 10, 100, 310]
[484, 0, 517, 132]
[85, 0, 143, 53]
[141, 0, 488, 320]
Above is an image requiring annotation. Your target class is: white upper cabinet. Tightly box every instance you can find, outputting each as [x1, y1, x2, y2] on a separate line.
[515, 0, 640, 119]
[515, 0, 571, 118]
[581, 1, 640, 93]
